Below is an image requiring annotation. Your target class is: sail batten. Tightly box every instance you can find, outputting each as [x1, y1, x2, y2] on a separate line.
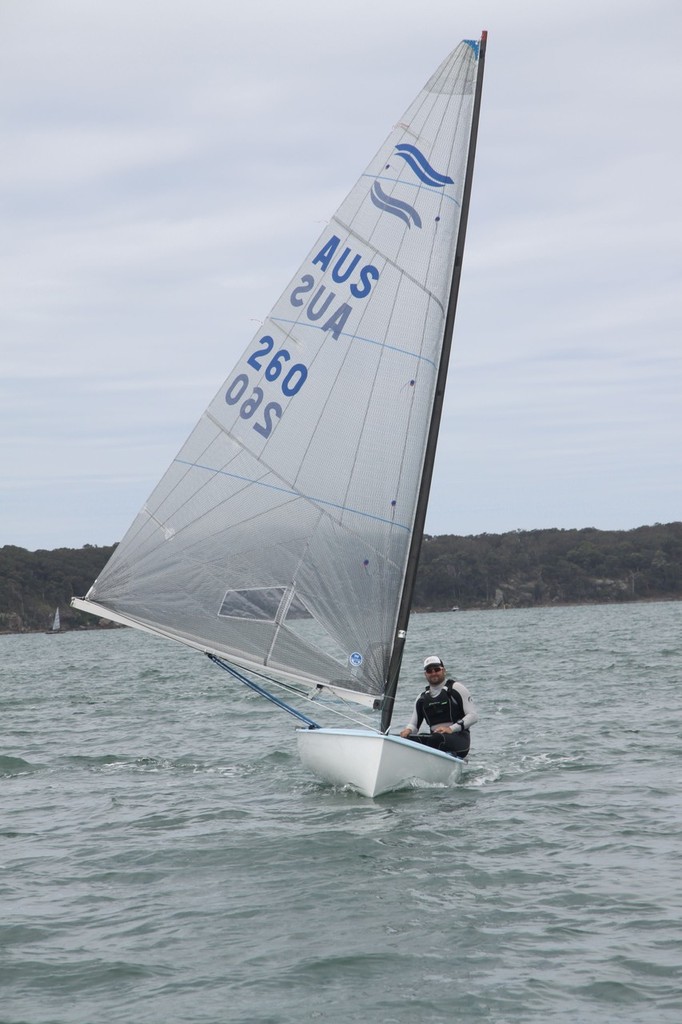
[73, 38, 485, 703]
[170, 457, 413, 531]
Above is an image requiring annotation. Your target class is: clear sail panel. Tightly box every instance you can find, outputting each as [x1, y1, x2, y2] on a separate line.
[84, 41, 481, 697]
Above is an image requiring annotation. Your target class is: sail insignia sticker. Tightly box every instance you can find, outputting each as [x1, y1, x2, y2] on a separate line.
[349, 652, 363, 667]
[371, 145, 453, 228]
[370, 181, 421, 228]
[393, 144, 454, 187]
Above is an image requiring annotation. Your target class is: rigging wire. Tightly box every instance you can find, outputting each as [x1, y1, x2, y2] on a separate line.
[207, 654, 381, 732]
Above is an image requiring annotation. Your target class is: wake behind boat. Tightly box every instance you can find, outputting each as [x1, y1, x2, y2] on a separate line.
[72, 34, 488, 797]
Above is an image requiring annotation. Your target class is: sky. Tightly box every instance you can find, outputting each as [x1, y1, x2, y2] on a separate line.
[2, 0, 681, 551]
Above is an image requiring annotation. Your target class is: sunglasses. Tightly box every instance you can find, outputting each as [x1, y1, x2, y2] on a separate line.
[424, 665, 443, 673]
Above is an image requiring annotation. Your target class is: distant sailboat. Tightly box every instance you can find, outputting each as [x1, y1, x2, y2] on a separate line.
[72, 34, 488, 796]
[47, 608, 61, 634]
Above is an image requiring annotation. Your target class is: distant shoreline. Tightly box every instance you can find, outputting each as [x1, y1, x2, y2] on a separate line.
[2, 593, 679, 638]
[2, 525, 680, 632]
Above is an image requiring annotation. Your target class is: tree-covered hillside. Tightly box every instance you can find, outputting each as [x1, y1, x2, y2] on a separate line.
[414, 523, 682, 610]
[0, 544, 116, 632]
[1, 523, 680, 632]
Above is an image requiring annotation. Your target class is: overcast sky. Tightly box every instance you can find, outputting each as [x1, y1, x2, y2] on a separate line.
[2, 0, 680, 551]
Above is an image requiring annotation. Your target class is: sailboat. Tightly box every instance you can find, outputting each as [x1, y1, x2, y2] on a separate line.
[72, 34, 487, 797]
[47, 607, 61, 634]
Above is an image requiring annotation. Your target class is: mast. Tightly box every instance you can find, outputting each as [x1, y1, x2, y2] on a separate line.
[380, 31, 488, 733]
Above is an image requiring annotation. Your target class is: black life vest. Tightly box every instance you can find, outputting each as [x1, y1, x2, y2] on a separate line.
[416, 680, 466, 732]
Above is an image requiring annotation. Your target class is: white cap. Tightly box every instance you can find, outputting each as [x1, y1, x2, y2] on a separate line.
[423, 656, 444, 669]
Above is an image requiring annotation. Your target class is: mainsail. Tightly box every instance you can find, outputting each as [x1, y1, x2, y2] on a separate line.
[74, 40, 484, 703]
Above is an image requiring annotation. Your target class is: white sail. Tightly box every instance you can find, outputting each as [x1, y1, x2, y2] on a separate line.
[74, 40, 483, 702]
[51, 608, 60, 632]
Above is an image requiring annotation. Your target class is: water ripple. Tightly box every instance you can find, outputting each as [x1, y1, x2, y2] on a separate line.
[1, 603, 681, 1023]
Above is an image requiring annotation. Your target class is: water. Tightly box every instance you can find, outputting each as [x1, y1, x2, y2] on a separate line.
[2, 602, 680, 1024]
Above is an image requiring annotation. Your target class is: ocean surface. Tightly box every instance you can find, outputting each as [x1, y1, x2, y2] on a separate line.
[1, 602, 680, 1024]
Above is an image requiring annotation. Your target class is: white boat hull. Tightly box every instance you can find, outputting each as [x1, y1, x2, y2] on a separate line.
[296, 728, 463, 798]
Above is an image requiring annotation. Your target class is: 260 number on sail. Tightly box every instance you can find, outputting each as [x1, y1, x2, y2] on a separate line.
[224, 336, 308, 438]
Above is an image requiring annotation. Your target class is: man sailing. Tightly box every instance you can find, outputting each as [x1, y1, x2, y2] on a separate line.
[399, 655, 478, 759]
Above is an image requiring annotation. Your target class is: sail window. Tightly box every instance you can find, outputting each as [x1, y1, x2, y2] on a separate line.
[218, 587, 310, 622]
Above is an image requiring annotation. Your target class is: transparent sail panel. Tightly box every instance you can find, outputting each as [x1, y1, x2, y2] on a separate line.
[84, 41, 481, 697]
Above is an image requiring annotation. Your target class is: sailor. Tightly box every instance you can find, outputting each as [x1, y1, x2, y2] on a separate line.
[399, 655, 478, 759]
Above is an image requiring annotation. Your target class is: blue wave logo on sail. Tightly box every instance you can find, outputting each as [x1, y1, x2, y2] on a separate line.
[370, 181, 422, 229]
[370, 145, 454, 228]
[393, 144, 454, 187]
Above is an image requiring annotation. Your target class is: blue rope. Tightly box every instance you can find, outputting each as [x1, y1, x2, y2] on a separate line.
[208, 654, 320, 729]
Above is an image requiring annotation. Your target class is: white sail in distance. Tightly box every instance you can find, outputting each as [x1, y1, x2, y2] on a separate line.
[75, 40, 483, 699]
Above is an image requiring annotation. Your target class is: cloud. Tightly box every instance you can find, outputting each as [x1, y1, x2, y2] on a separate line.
[2, 0, 681, 550]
